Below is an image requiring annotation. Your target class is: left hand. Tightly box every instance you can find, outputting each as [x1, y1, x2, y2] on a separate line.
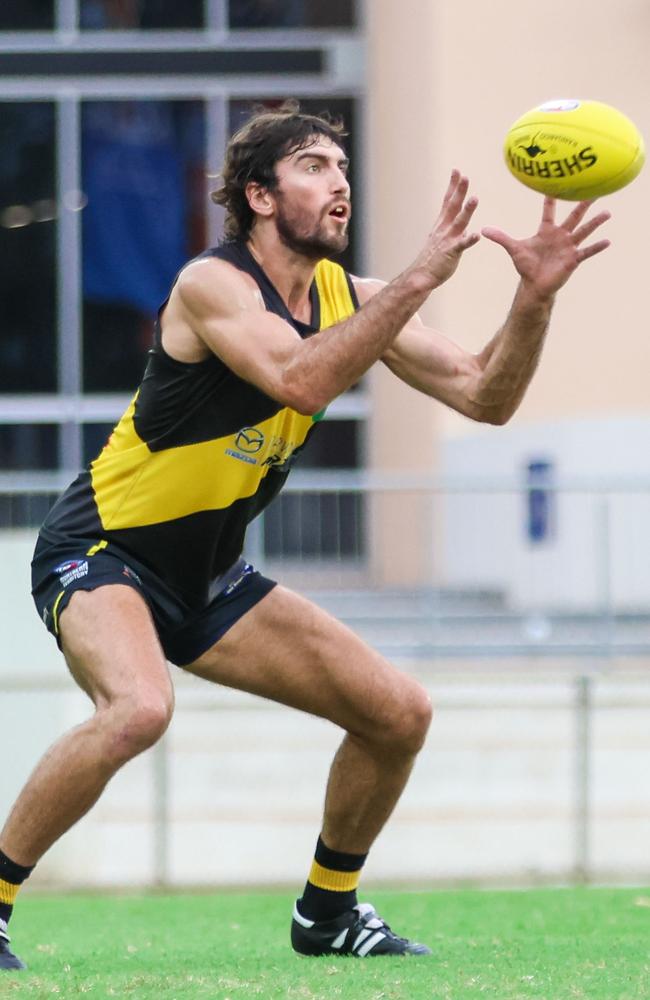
[481, 197, 611, 299]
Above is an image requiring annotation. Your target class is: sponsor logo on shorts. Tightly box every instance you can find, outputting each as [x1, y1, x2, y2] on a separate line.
[122, 564, 142, 585]
[54, 559, 81, 574]
[54, 559, 89, 588]
[223, 563, 254, 595]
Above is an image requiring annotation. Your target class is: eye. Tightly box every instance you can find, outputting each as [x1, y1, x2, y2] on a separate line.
[306, 162, 320, 173]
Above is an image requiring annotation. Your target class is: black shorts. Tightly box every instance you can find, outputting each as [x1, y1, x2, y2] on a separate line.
[31, 537, 277, 667]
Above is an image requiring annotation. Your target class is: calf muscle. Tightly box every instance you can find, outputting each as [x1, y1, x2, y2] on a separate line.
[0, 586, 173, 866]
[184, 585, 432, 854]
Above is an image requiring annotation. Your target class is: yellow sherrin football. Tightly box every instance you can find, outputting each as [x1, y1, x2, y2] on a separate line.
[504, 99, 645, 199]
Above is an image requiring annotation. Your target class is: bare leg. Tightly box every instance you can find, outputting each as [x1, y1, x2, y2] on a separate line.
[185, 585, 432, 854]
[320, 733, 420, 853]
[0, 586, 174, 866]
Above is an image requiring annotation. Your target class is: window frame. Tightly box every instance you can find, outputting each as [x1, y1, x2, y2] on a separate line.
[0, 0, 368, 565]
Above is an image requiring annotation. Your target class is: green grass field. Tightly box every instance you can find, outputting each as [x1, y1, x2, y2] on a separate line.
[2, 887, 649, 1000]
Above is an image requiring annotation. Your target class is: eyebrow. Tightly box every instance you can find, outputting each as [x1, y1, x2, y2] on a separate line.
[294, 151, 350, 170]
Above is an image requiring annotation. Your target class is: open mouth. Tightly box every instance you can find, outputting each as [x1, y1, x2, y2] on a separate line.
[328, 205, 349, 221]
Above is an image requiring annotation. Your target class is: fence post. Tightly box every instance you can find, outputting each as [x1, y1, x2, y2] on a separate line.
[574, 674, 592, 883]
[152, 735, 169, 888]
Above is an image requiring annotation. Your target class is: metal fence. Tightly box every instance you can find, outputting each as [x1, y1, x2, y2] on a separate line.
[2, 476, 649, 888]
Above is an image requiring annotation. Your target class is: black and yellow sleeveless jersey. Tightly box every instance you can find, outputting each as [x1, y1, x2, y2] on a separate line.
[40, 240, 359, 608]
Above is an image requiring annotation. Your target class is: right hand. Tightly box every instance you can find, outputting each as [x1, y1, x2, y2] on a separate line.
[411, 171, 480, 289]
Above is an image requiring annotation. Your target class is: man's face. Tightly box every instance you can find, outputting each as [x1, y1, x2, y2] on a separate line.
[270, 136, 351, 259]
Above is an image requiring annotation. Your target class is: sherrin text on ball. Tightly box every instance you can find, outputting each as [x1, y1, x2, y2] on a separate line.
[504, 99, 645, 200]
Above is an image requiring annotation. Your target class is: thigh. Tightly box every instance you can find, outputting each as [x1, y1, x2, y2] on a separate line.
[58, 584, 174, 712]
[183, 585, 422, 736]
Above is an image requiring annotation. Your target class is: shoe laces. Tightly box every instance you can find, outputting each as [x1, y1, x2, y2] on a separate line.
[353, 903, 408, 945]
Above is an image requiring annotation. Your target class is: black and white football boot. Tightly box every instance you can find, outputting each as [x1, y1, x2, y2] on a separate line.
[0, 920, 25, 971]
[291, 901, 431, 957]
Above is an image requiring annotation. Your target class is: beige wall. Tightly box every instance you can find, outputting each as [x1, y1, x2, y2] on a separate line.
[365, 2, 441, 582]
[367, 0, 650, 445]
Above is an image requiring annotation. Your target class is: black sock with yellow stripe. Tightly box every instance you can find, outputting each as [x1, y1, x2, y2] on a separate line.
[0, 850, 34, 925]
[298, 835, 368, 922]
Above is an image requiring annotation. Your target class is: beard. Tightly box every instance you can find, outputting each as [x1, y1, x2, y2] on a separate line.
[274, 194, 349, 260]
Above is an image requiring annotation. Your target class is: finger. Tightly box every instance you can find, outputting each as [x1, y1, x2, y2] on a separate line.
[445, 168, 461, 193]
[441, 174, 470, 224]
[577, 238, 611, 262]
[541, 196, 556, 226]
[572, 210, 611, 245]
[440, 169, 461, 211]
[449, 195, 479, 235]
[458, 231, 481, 251]
[561, 199, 595, 232]
[481, 226, 517, 253]
[434, 171, 461, 229]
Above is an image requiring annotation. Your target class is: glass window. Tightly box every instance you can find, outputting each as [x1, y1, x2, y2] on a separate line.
[0, 102, 57, 393]
[264, 420, 364, 558]
[295, 419, 359, 470]
[228, 98, 358, 274]
[264, 492, 363, 558]
[79, 1, 204, 29]
[0, 425, 58, 470]
[0, 3, 54, 30]
[229, 0, 356, 28]
[0, 492, 57, 530]
[81, 99, 207, 391]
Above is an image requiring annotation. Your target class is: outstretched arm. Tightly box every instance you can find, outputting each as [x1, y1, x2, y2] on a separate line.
[375, 197, 611, 425]
[173, 172, 480, 415]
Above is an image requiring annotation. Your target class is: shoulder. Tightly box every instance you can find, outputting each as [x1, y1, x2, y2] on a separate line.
[177, 255, 258, 297]
[174, 256, 264, 317]
[350, 275, 388, 306]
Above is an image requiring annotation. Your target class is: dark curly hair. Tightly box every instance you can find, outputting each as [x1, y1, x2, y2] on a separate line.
[211, 100, 347, 241]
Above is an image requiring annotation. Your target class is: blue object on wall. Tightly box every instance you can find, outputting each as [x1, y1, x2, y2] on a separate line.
[526, 459, 555, 543]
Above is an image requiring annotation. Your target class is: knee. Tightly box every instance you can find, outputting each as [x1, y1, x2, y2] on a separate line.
[379, 681, 433, 756]
[102, 690, 174, 764]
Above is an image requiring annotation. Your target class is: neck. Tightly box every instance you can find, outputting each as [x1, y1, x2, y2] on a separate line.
[246, 228, 318, 325]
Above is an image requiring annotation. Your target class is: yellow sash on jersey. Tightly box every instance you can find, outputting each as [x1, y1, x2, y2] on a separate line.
[90, 258, 356, 530]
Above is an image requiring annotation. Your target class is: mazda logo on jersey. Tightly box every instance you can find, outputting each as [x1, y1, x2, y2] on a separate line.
[235, 427, 265, 454]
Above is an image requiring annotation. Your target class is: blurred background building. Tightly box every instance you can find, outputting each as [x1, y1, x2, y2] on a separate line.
[1, 0, 649, 889]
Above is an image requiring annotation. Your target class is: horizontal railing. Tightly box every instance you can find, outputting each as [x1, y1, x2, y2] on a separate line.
[2, 476, 650, 887]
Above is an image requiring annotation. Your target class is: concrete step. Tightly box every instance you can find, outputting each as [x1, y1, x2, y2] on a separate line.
[304, 589, 650, 657]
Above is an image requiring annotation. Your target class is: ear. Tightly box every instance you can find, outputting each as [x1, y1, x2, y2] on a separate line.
[246, 181, 274, 220]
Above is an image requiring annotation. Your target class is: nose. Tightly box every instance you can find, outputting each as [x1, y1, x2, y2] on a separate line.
[334, 168, 350, 198]
[332, 167, 350, 197]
